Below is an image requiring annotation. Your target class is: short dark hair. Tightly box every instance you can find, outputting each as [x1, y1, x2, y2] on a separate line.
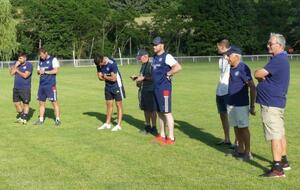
[18, 52, 27, 58]
[38, 48, 47, 54]
[94, 54, 104, 65]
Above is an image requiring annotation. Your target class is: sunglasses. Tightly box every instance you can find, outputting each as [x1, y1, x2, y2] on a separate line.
[267, 42, 279, 46]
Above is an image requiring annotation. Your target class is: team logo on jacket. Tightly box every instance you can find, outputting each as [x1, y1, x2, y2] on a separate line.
[234, 71, 240, 76]
[23, 66, 27, 69]
[47, 61, 50, 64]
[159, 58, 163, 62]
[152, 64, 161, 70]
[106, 67, 110, 71]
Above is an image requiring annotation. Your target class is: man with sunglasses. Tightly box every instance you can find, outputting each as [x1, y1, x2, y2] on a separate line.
[255, 33, 290, 177]
[151, 36, 182, 145]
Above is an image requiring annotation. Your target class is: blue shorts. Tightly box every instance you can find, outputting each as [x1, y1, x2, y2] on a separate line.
[216, 94, 229, 113]
[37, 85, 57, 102]
[105, 87, 125, 101]
[154, 88, 172, 113]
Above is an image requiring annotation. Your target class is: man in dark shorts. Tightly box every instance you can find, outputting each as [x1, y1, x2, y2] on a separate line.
[94, 54, 125, 132]
[34, 48, 61, 126]
[131, 49, 157, 135]
[151, 37, 182, 145]
[215, 38, 232, 146]
[10, 52, 33, 124]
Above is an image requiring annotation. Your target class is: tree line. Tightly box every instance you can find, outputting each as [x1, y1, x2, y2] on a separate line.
[0, 0, 299, 60]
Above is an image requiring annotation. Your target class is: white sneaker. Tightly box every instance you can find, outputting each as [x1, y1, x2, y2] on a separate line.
[111, 125, 122, 132]
[16, 117, 23, 123]
[22, 119, 27, 125]
[97, 123, 111, 130]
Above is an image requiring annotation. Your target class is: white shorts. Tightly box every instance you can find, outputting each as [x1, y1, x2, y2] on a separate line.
[227, 105, 249, 128]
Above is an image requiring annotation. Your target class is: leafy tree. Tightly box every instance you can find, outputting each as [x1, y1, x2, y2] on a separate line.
[0, 0, 18, 60]
[151, 0, 260, 55]
[255, 0, 293, 53]
[289, 0, 300, 52]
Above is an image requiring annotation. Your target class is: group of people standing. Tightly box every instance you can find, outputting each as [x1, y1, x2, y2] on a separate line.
[10, 48, 61, 126]
[93, 36, 182, 145]
[215, 33, 290, 177]
[10, 33, 290, 177]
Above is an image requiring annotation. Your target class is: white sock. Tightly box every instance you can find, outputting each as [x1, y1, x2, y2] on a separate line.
[56, 117, 60, 121]
[39, 117, 44, 122]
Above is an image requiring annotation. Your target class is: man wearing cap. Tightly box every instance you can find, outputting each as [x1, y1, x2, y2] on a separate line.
[151, 36, 182, 145]
[215, 38, 232, 147]
[255, 33, 290, 177]
[225, 46, 256, 161]
[94, 54, 125, 132]
[10, 52, 33, 124]
[131, 49, 157, 135]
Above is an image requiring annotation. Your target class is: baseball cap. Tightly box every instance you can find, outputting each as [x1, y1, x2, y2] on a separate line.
[225, 46, 242, 56]
[136, 49, 148, 60]
[152, 36, 164, 45]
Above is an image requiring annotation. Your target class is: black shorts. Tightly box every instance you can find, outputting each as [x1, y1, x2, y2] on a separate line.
[13, 88, 31, 104]
[139, 89, 156, 112]
[105, 87, 125, 101]
[216, 94, 229, 113]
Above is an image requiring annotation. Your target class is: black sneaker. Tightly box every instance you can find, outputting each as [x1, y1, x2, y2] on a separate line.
[55, 120, 61, 126]
[232, 150, 244, 158]
[139, 126, 151, 134]
[34, 120, 44, 125]
[228, 144, 237, 149]
[281, 162, 291, 171]
[239, 152, 253, 161]
[150, 127, 158, 136]
[216, 141, 232, 146]
[261, 167, 285, 178]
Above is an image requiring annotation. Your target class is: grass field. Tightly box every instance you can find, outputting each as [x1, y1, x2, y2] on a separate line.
[0, 61, 299, 190]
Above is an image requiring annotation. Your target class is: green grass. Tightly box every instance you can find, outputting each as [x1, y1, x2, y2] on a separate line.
[0, 61, 299, 190]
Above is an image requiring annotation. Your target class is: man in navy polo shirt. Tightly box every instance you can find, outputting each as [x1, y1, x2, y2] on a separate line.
[225, 46, 256, 161]
[34, 48, 61, 126]
[255, 33, 290, 177]
[94, 54, 125, 132]
[10, 52, 33, 124]
[151, 36, 182, 145]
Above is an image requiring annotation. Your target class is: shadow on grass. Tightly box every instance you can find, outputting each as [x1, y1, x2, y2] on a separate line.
[82, 112, 107, 126]
[82, 111, 148, 133]
[30, 107, 56, 121]
[27, 107, 35, 121]
[175, 120, 229, 154]
[175, 120, 271, 172]
[123, 113, 145, 131]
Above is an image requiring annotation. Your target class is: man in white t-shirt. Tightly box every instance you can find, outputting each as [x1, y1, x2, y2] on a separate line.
[215, 38, 232, 146]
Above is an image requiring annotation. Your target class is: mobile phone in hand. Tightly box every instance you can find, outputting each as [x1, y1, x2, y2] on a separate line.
[130, 75, 138, 80]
